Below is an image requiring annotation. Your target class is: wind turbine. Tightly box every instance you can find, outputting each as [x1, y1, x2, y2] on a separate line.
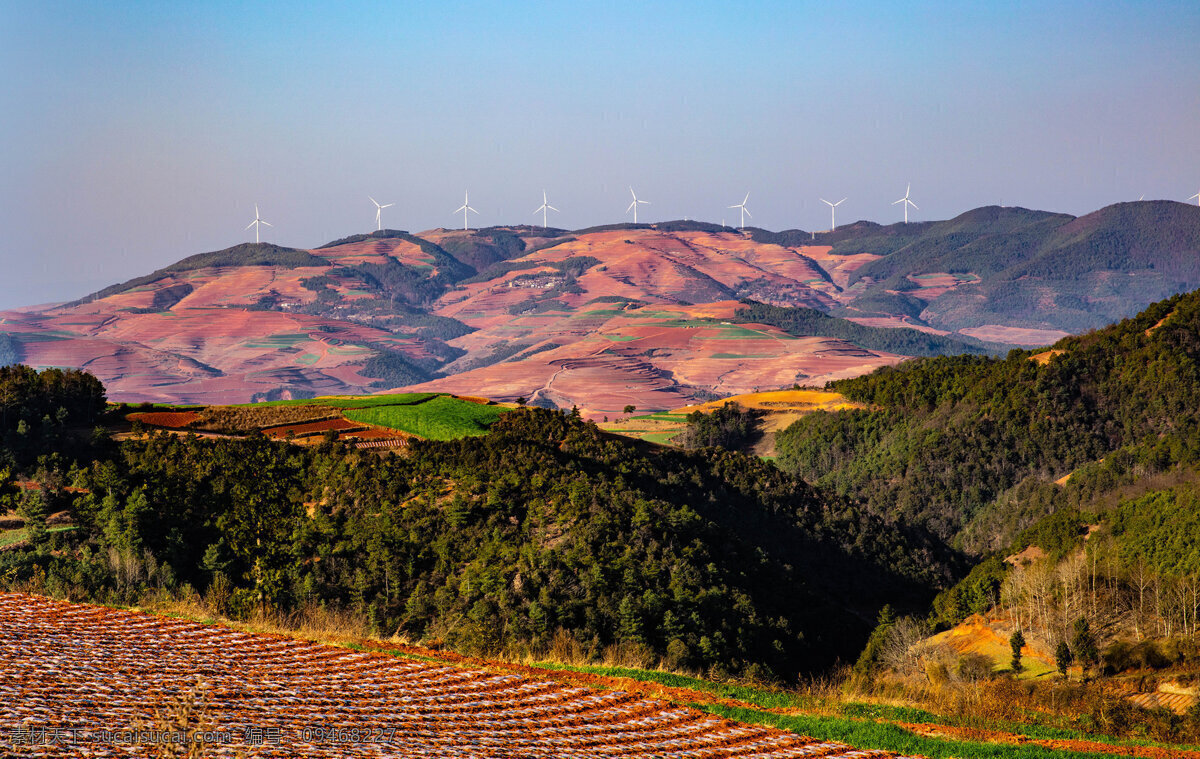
[821, 197, 847, 231]
[624, 187, 652, 223]
[893, 183, 918, 223]
[728, 192, 752, 229]
[454, 191, 479, 231]
[626, 187, 649, 223]
[245, 204, 272, 243]
[369, 196, 394, 231]
[533, 190, 559, 228]
[1190, 190, 1200, 206]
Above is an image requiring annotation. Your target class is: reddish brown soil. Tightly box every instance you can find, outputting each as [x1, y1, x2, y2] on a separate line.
[0, 593, 901, 758]
[127, 410, 202, 428]
[409, 301, 903, 417]
[261, 417, 363, 438]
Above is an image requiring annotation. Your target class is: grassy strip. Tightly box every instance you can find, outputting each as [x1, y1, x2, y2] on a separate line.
[343, 395, 509, 440]
[841, 701, 1199, 751]
[0, 526, 77, 547]
[699, 703, 1130, 759]
[521, 660, 1174, 754]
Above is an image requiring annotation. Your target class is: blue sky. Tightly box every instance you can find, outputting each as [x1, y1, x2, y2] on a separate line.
[1, 0, 1198, 308]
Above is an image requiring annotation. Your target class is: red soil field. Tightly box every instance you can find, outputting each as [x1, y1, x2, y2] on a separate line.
[126, 410, 202, 428]
[260, 418, 363, 438]
[0, 593, 911, 758]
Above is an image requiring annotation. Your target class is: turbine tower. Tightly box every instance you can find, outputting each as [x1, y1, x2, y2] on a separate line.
[893, 183, 918, 224]
[728, 192, 752, 229]
[1190, 190, 1200, 206]
[821, 197, 847, 231]
[626, 187, 649, 223]
[369, 196, 394, 231]
[245, 204, 272, 243]
[533, 190, 559, 228]
[454, 191, 479, 231]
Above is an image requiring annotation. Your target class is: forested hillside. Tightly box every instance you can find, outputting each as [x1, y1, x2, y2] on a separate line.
[777, 288, 1200, 551]
[0, 376, 951, 680]
[829, 201, 1200, 332]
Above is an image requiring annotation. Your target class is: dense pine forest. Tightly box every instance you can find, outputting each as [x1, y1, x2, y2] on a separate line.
[777, 288, 1200, 551]
[775, 287, 1200, 720]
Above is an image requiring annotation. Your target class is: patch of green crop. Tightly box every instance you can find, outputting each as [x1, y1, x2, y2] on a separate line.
[343, 395, 509, 440]
[0, 526, 77, 548]
[641, 431, 682, 445]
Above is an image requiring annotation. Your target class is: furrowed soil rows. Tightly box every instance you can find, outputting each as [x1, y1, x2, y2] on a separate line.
[126, 410, 202, 428]
[0, 594, 913, 758]
[261, 418, 365, 438]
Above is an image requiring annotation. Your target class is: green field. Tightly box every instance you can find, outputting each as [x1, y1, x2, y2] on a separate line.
[343, 395, 509, 440]
[0, 526, 77, 548]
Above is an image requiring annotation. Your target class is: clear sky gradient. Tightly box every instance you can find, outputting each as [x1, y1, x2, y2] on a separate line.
[1, 0, 1198, 308]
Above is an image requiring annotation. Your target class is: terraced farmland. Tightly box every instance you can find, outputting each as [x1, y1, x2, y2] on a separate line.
[0, 593, 911, 758]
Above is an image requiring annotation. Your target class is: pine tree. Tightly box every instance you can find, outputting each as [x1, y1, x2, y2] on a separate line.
[1055, 640, 1073, 678]
[1010, 629, 1026, 674]
[1072, 618, 1099, 672]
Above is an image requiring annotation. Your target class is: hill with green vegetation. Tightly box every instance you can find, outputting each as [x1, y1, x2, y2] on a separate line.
[733, 301, 998, 356]
[821, 202, 1200, 333]
[72, 243, 328, 305]
[777, 287, 1200, 553]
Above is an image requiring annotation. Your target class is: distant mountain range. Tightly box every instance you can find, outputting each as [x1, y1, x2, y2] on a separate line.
[2, 200, 1197, 413]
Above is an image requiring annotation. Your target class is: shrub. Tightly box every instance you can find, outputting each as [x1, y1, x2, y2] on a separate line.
[955, 652, 994, 682]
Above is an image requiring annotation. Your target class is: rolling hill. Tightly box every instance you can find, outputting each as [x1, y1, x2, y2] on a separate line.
[2, 200, 1197, 412]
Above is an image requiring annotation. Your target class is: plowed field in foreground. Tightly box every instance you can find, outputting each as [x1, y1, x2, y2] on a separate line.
[0, 594, 912, 758]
